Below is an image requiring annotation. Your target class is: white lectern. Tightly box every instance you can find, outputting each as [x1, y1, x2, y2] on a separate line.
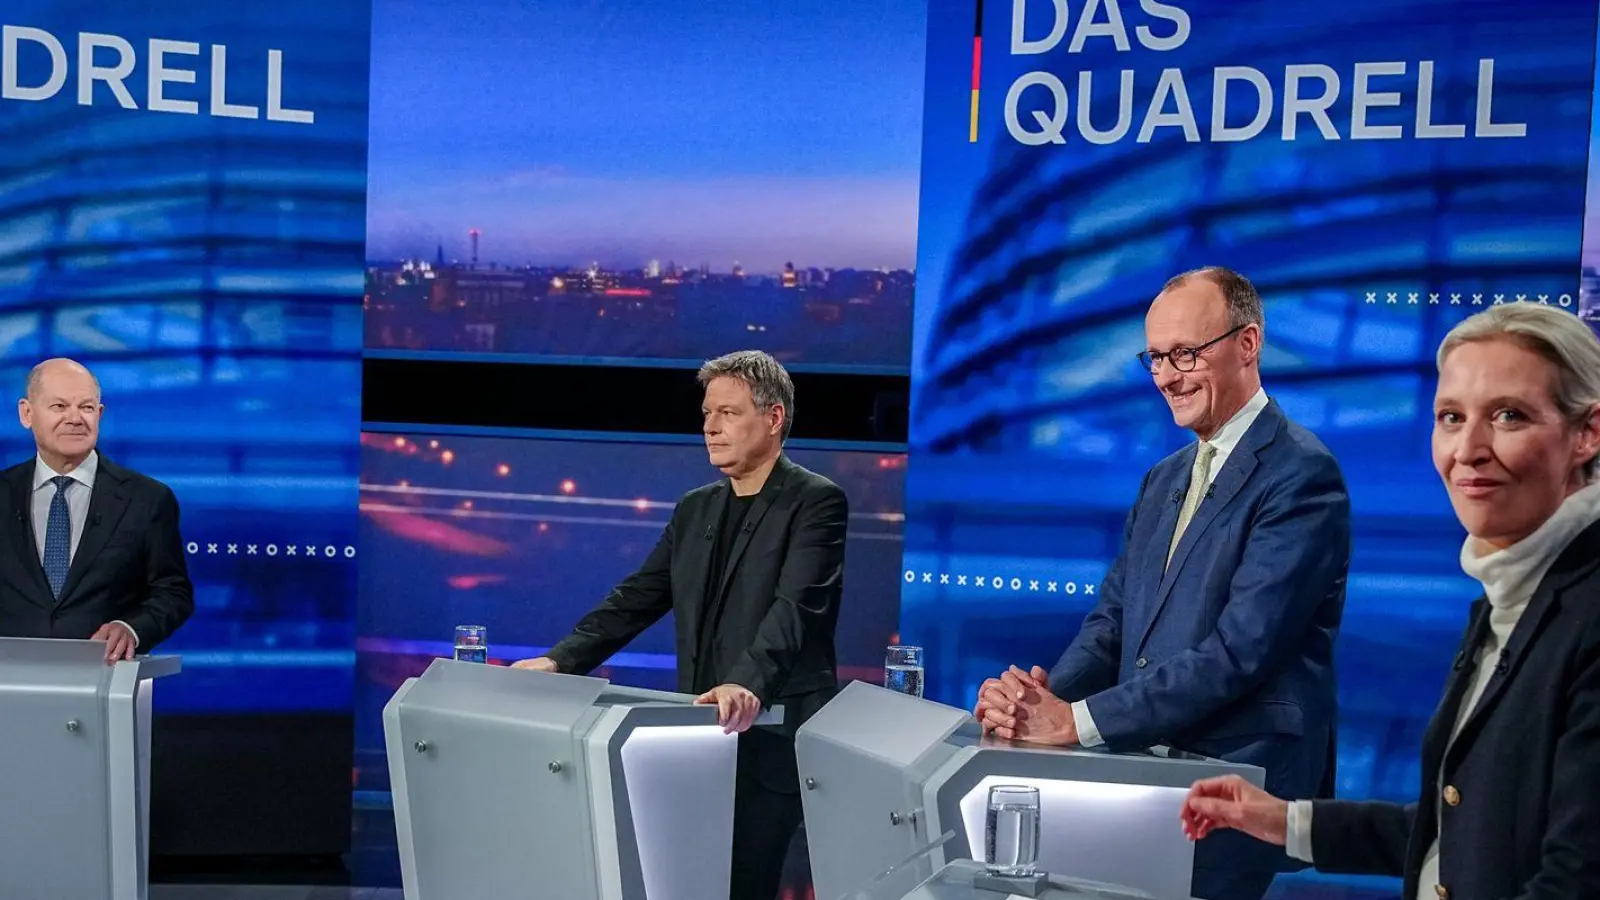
[798, 682, 1264, 900]
[384, 659, 782, 900]
[0, 637, 181, 900]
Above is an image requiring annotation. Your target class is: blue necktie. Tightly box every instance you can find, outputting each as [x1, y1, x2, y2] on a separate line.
[44, 475, 72, 599]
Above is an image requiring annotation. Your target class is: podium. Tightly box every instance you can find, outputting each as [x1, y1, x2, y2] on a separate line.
[384, 659, 781, 900]
[798, 683, 1264, 900]
[0, 637, 181, 900]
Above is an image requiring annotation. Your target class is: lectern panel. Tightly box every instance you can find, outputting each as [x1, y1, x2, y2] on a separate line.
[0, 681, 109, 899]
[617, 721, 737, 900]
[0, 639, 180, 900]
[803, 681, 969, 768]
[798, 684, 971, 900]
[953, 775, 1189, 900]
[800, 684, 1263, 900]
[930, 747, 1261, 900]
[386, 664, 755, 900]
[389, 662, 610, 900]
[402, 702, 599, 900]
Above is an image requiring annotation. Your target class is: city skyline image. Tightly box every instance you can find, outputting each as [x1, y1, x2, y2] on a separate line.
[366, 0, 927, 275]
[365, 0, 927, 368]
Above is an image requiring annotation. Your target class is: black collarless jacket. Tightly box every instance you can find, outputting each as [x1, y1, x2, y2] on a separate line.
[1309, 516, 1600, 900]
[0, 455, 195, 650]
[546, 454, 848, 731]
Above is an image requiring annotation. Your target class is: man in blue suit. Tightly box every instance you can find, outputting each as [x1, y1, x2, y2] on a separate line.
[975, 267, 1350, 900]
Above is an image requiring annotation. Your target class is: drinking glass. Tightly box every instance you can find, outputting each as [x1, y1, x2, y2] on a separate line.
[454, 625, 488, 663]
[884, 645, 924, 697]
[984, 784, 1040, 877]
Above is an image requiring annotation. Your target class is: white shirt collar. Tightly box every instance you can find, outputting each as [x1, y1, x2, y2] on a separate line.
[1203, 387, 1269, 458]
[34, 450, 99, 491]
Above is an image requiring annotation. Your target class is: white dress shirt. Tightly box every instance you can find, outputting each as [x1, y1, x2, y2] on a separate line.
[1071, 387, 1270, 747]
[1284, 479, 1600, 889]
[32, 450, 98, 565]
[31, 451, 138, 647]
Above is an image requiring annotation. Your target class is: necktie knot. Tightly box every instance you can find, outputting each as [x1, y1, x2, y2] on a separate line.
[50, 475, 72, 493]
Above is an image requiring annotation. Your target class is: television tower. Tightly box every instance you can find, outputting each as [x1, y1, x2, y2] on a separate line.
[469, 228, 480, 267]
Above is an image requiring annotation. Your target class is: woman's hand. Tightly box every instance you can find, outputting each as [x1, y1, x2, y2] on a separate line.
[1180, 775, 1290, 846]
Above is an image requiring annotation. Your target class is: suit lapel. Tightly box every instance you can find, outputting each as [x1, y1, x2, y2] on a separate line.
[680, 481, 727, 647]
[58, 460, 132, 604]
[5, 463, 54, 608]
[1136, 441, 1262, 653]
[1140, 460, 1187, 585]
[1446, 525, 1600, 761]
[1420, 601, 1490, 779]
[1136, 403, 1282, 653]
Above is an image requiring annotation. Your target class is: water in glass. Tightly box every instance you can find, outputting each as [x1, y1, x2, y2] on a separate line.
[454, 625, 487, 663]
[884, 645, 924, 697]
[884, 663, 924, 696]
[984, 785, 1040, 877]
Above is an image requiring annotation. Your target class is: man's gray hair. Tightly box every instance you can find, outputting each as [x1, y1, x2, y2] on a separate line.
[698, 350, 796, 441]
[1438, 304, 1600, 482]
[1163, 266, 1265, 330]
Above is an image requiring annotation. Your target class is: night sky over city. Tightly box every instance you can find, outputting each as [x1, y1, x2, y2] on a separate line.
[366, 0, 927, 273]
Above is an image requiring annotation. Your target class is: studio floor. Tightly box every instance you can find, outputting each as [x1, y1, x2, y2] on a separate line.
[143, 804, 1404, 900]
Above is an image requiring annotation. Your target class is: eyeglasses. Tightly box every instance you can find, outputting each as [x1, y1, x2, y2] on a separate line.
[1137, 324, 1246, 373]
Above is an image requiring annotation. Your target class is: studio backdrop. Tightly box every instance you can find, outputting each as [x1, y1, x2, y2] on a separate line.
[903, 0, 1600, 806]
[0, 1, 369, 854]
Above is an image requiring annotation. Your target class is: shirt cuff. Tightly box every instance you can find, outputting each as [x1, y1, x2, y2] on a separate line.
[1070, 699, 1104, 747]
[111, 621, 140, 649]
[1285, 800, 1315, 863]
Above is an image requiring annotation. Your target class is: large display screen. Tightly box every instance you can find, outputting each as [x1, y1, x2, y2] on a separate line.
[0, 0, 368, 712]
[362, 0, 925, 372]
[353, 431, 906, 789]
[903, 0, 1600, 807]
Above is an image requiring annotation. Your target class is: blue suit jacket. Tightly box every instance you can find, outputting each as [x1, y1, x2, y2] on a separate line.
[1050, 398, 1350, 874]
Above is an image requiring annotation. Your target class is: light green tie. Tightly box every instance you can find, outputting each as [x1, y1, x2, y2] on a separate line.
[1167, 442, 1217, 569]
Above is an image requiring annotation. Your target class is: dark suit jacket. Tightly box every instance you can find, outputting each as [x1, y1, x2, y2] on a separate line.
[545, 454, 848, 792]
[1049, 399, 1350, 873]
[0, 455, 194, 650]
[1310, 516, 1600, 900]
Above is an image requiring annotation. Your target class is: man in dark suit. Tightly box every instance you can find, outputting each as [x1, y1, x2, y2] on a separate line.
[0, 358, 194, 660]
[512, 350, 848, 900]
[975, 268, 1351, 900]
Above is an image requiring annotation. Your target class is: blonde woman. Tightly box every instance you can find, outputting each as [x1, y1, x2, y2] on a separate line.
[1180, 304, 1600, 900]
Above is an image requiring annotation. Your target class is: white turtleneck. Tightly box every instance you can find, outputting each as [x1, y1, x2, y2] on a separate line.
[1284, 480, 1600, 892]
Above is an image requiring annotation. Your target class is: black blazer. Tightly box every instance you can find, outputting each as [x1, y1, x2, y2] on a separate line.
[545, 454, 847, 789]
[1309, 516, 1600, 900]
[0, 455, 195, 650]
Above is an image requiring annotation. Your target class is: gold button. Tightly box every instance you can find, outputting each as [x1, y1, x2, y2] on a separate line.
[1443, 785, 1461, 807]
[1435, 885, 1449, 900]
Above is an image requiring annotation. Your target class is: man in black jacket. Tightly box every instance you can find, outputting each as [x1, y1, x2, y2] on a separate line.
[513, 350, 848, 900]
[0, 358, 194, 659]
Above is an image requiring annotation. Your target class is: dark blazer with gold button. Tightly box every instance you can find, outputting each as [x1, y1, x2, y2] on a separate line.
[1308, 516, 1600, 900]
